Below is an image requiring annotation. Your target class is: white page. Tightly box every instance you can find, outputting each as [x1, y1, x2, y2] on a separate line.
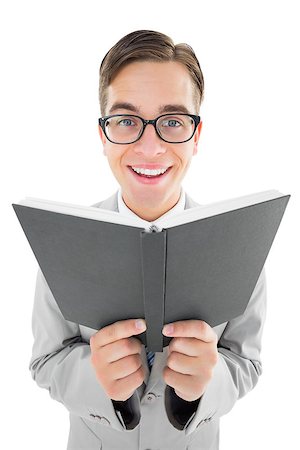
[16, 189, 284, 231]
[156, 189, 284, 229]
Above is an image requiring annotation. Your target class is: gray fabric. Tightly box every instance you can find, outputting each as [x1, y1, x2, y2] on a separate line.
[29, 190, 267, 449]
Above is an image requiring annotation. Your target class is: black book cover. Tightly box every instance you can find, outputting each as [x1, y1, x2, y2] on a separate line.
[12, 193, 290, 351]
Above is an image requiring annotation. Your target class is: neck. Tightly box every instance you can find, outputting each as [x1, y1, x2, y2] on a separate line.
[122, 190, 182, 222]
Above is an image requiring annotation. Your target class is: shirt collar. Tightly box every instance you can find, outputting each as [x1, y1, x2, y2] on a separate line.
[117, 187, 186, 228]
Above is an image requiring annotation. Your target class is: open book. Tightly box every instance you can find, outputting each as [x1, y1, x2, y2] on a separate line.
[12, 190, 290, 351]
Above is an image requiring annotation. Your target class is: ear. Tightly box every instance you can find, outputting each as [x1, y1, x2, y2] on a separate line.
[98, 125, 107, 156]
[193, 120, 202, 156]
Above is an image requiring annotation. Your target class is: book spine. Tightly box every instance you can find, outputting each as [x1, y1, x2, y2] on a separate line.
[140, 229, 167, 352]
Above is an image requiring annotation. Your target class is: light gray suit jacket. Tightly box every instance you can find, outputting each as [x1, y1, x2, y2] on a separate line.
[30, 191, 267, 450]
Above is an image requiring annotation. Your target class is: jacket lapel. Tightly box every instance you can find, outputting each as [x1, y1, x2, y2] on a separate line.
[92, 191, 119, 211]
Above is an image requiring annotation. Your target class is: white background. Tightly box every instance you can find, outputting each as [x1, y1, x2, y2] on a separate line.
[1, 1, 299, 449]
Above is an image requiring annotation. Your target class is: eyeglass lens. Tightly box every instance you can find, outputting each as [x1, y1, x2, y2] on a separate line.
[104, 114, 195, 143]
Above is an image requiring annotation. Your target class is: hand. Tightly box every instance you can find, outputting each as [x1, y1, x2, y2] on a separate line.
[90, 318, 147, 401]
[162, 320, 218, 402]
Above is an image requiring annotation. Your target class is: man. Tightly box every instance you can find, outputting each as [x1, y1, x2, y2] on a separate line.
[30, 30, 267, 449]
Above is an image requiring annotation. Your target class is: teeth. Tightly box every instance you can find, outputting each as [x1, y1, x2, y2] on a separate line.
[131, 167, 168, 176]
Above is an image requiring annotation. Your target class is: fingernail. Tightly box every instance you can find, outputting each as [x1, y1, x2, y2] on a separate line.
[135, 319, 146, 330]
[163, 324, 174, 335]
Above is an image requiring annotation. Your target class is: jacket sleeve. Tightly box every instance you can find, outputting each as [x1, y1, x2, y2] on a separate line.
[164, 266, 267, 433]
[29, 268, 141, 431]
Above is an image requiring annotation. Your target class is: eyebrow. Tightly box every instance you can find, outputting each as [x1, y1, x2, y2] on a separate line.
[108, 102, 190, 115]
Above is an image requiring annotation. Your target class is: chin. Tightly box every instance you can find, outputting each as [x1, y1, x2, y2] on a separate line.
[135, 191, 162, 204]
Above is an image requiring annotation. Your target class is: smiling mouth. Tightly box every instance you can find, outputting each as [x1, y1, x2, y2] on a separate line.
[128, 166, 172, 178]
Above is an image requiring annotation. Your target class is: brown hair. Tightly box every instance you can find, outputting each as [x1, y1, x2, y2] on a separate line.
[99, 30, 204, 116]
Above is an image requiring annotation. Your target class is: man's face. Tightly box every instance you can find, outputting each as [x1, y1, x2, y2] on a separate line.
[99, 60, 202, 220]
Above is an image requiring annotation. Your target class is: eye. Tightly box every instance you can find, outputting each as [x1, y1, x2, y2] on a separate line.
[160, 118, 183, 127]
[117, 117, 137, 127]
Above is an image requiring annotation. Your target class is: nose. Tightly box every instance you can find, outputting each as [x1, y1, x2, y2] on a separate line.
[133, 123, 167, 156]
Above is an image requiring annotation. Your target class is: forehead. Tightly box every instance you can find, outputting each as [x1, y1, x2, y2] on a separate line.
[106, 61, 195, 115]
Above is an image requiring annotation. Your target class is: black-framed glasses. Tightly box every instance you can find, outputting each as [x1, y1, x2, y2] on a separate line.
[98, 113, 201, 144]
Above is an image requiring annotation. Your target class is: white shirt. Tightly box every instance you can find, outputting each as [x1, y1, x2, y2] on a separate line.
[117, 187, 186, 230]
